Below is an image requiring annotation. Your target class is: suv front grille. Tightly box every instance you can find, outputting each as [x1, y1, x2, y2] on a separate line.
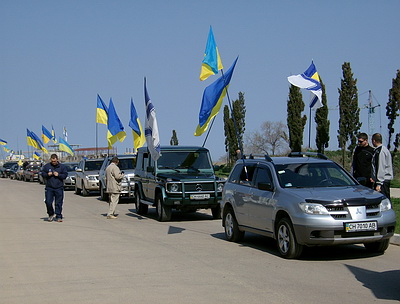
[325, 204, 381, 220]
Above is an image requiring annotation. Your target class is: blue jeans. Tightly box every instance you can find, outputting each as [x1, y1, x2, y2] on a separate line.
[45, 187, 64, 219]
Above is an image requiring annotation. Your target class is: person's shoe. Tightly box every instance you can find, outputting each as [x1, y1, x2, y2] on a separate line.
[107, 215, 117, 219]
[57, 218, 63, 222]
[48, 215, 55, 222]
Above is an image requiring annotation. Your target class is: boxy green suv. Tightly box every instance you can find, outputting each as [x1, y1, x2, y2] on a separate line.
[133, 146, 225, 221]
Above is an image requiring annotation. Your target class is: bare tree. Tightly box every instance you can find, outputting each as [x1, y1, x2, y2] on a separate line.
[245, 121, 289, 156]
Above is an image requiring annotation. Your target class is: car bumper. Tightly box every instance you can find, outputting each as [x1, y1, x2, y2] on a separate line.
[292, 211, 396, 246]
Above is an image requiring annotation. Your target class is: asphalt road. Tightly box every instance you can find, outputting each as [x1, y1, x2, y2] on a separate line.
[1, 178, 399, 304]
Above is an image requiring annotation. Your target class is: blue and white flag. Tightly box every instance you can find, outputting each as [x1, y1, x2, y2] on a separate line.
[144, 78, 161, 161]
[287, 61, 323, 109]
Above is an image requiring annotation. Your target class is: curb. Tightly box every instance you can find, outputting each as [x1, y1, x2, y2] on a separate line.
[390, 234, 400, 246]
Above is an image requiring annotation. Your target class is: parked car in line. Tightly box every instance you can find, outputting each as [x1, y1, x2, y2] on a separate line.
[15, 165, 25, 181]
[133, 146, 225, 221]
[8, 164, 19, 180]
[63, 162, 78, 190]
[98, 154, 137, 201]
[75, 158, 104, 196]
[23, 163, 41, 182]
[221, 152, 396, 259]
[1, 161, 18, 178]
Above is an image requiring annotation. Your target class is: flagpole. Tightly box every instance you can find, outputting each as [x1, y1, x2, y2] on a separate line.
[96, 123, 98, 157]
[202, 117, 216, 147]
[308, 106, 312, 150]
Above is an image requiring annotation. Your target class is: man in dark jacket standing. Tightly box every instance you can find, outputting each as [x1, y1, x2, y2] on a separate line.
[41, 154, 68, 222]
[352, 133, 374, 188]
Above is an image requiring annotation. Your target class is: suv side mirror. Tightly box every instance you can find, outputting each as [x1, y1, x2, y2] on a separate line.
[258, 182, 274, 192]
[76, 168, 83, 172]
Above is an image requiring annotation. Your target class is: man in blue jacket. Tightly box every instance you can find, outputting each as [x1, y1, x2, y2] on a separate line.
[41, 154, 68, 222]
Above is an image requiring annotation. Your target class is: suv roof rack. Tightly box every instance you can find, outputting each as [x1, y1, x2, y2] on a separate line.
[246, 154, 273, 162]
[288, 152, 328, 160]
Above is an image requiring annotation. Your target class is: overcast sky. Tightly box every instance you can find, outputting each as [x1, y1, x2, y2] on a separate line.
[1, 1, 399, 161]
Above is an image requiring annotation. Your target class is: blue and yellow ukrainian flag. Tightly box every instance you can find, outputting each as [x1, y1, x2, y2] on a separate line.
[59, 137, 74, 156]
[129, 98, 145, 153]
[42, 125, 52, 144]
[195, 57, 238, 136]
[33, 151, 41, 160]
[200, 26, 223, 81]
[0, 138, 7, 145]
[96, 94, 108, 125]
[107, 99, 126, 148]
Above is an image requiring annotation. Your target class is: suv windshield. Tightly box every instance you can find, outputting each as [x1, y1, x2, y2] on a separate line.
[275, 162, 356, 188]
[157, 151, 212, 171]
[85, 160, 103, 171]
[118, 158, 136, 170]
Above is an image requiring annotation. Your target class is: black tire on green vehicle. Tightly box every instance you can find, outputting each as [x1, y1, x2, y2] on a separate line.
[156, 194, 171, 222]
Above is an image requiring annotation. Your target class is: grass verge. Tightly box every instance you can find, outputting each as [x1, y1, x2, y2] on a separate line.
[392, 198, 400, 234]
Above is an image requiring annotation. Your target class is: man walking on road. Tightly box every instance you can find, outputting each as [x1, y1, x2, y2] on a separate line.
[106, 156, 124, 219]
[371, 133, 393, 199]
[41, 154, 68, 222]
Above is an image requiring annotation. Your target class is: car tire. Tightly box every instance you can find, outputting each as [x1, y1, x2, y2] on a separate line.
[276, 218, 303, 259]
[156, 194, 171, 222]
[364, 239, 390, 253]
[82, 183, 89, 196]
[75, 184, 81, 195]
[223, 207, 244, 242]
[211, 205, 222, 219]
[134, 189, 148, 215]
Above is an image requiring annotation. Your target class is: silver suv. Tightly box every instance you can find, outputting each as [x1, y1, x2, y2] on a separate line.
[221, 152, 396, 259]
[98, 155, 136, 201]
[74, 158, 104, 196]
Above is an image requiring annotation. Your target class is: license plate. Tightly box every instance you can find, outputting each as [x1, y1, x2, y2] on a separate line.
[345, 221, 377, 232]
[190, 194, 210, 200]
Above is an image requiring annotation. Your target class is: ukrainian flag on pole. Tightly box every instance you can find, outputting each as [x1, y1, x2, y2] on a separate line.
[107, 99, 126, 148]
[129, 98, 145, 153]
[42, 125, 52, 144]
[96, 94, 108, 125]
[0, 138, 7, 145]
[195, 57, 238, 136]
[59, 137, 74, 156]
[200, 26, 223, 81]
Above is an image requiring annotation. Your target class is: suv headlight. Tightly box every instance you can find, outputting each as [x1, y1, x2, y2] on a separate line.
[170, 183, 179, 192]
[299, 202, 329, 215]
[380, 198, 392, 212]
[217, 182, 224, 192]
[86, 175, 98, 181]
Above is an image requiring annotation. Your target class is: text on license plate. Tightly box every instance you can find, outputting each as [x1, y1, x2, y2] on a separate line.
[190, 194, 210, 200]
[345, 221, 377, 232]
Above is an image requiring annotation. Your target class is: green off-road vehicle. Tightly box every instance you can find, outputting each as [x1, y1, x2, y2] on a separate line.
[133, 146, 225, 221]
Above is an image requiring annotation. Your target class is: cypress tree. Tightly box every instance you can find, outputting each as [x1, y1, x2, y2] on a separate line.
[387, 69, 400, 150]
[337, 62, 361, 166]
[287, 85, 307, 152]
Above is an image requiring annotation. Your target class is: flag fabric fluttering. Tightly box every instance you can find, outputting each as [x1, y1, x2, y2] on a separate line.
[59, 137, 74, 156]
[287, 61, 323, 109]
[144, 78, 161, 161]
[33, 151, 41, 160]
[3, 145, 10, 153]
[27, 129, 48, 154]
[51, 125, 57, 144]
[195, 56, 239, 136]
[129, 98, 145, 153]
[0, 138, 7, 145]
[42, 125, 52, 144]
[96, 94, 108, 125]
[200, 26, 223, 81]
[107, 99, 126, 149]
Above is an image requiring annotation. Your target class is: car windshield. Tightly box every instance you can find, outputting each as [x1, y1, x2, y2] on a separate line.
[85, 160, 103, 171]
[118, 158, 136, 170]
[275, 162, 356, 188]
[65, 164, 77, 172]
[157, 151, 212, 172]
